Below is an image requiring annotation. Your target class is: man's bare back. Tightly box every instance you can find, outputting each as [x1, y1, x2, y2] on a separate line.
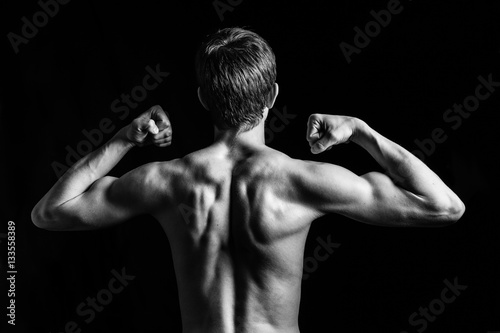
[155, 142, 313, 333]
[32, 105, 465, 333]
[32, 28, 465, 333]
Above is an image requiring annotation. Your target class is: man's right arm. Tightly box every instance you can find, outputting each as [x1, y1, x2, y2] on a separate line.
[294, 114, 465, 227]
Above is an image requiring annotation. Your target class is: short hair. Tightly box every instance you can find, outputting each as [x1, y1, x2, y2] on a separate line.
[195, 27, 277, 131]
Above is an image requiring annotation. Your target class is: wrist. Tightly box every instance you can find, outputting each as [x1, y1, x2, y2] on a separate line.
[351, 118, 371, 145]
[112, 126, 136, 149]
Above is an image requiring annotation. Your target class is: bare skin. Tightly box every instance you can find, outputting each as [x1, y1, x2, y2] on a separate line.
[32, 100, 465, 333]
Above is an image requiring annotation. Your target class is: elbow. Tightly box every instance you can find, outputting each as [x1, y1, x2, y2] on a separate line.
[31, 206, 48, 229]
[31, 205, 58, 230]
[31, 204, 76, 231]
[429, 196, 466, 226]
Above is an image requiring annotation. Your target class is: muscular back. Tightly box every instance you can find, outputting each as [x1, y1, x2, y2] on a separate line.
[32, 100, 464, 333]
[155, 143, 316, 333]
[31, 104, 464, 333]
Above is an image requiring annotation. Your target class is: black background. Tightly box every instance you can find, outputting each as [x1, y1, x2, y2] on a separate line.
[1, 0, 499, 332]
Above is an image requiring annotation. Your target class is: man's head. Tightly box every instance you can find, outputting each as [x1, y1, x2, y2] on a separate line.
[195, 27, 278, 131]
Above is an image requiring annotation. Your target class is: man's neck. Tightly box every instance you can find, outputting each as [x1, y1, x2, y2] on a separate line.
[213, 121, 266, 148]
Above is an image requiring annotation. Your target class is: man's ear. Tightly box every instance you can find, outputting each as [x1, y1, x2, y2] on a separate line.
[197, 87, 209, 110]
[267, 83, 279, 109]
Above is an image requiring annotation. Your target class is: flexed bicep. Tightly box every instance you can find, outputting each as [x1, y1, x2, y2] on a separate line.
[299, 113, 464, 226]
[296, 160, 444, 227]
[46, 164, 165, 231]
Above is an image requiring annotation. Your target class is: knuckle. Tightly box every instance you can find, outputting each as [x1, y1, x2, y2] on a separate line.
[324, 131, 334, 140]
[311, 113, 322, 120]
[308, 113, 319, 122]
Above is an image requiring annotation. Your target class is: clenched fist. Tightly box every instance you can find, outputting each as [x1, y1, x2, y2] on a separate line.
[118, 105, 172, 147]
[306, 114, 360, 154]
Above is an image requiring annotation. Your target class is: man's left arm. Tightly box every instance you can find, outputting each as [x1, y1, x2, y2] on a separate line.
[31, 105, 172, 231]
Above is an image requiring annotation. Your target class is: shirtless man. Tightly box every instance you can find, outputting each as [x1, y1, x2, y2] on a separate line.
[32, 28, 465, 333]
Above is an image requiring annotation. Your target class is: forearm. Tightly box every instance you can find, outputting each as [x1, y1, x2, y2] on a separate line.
[33, 130, 134, 219]
[352, 119, 464, 213]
